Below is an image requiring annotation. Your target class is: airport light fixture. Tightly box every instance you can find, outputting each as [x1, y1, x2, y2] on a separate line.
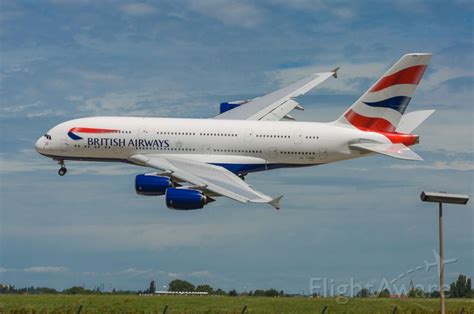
[420, 191, 470, 314]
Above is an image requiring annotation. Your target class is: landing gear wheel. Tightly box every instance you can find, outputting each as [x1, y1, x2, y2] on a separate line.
[58, 167, 67, 176]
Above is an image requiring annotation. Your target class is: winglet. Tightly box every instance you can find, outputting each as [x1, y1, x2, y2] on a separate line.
[269, 195, 283, 210]
[331, 67, 340, 78]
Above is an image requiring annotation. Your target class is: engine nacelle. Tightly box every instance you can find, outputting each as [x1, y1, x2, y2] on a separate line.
[165, 188, 209, 210]
[219, 100, 250, 114]
[135, 174, 173, 196]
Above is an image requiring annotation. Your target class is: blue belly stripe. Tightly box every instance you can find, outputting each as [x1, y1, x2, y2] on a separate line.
[40, 153, 317, 174]
[211, 163, 315, 173]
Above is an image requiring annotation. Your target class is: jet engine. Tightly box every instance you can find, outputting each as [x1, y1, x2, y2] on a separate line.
[135, 174, 173, 196]
[165, 188, 213, 210]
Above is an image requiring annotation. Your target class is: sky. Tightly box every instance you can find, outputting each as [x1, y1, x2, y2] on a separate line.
[0, 0, 473, 294]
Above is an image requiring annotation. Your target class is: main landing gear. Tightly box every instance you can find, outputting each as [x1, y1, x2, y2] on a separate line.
[58, 160, 67, 176]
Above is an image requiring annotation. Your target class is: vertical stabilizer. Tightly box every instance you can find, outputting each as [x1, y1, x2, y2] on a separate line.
[336, 53, 431, 132]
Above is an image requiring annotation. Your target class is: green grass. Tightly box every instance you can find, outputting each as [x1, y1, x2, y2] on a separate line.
[0, 295, 472, 313]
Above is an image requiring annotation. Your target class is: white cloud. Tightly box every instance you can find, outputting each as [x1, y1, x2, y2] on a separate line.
[167, 272, 180, 277]
[421, 66, 472, 91]
[0, 101, 41, 114]
[2, 216, 298, 251]
[0, 101, 65, 118]
[0, 158, 139, 176]
[23, 266, 68, 273]
[119, 3, 156, 16]
[187, 0, 262, 28]
[189, 270, 211, 278]
[273, 0, 356, 19]
[119, 268, 154, 276]
[77, 88, 207, 117]
[332, 7, 355, 19]
[270, 62, 386, 93]
[0, 3, 24, 23]
[63, 69, 123, 82]
[49, 0, 92, 4]
[389, 161, 474, 172]
[0, 151, 139, 176]
[79, 268, 212, 280]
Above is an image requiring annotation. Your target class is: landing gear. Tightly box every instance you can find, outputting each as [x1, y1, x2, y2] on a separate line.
[58, 167, 67, 176]
[57, 160, 67, 176]
[238, 173, 247, 181]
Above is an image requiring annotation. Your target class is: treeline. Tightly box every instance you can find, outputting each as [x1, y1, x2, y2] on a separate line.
[354, 275, 472, 299]
[0, 285, 138, 295]
[161, 279, 287, 297]
[1, 274, 471, 298]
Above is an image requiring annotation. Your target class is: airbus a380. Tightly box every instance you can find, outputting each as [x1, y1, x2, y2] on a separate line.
[35, 53, 435, 210]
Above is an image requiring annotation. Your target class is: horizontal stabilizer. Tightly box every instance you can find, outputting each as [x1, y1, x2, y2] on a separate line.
[351, 143, 423, 161]
[396, 110, 435, 134]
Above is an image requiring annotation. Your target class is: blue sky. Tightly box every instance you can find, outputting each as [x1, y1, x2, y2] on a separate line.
[0, 0, 472, 294]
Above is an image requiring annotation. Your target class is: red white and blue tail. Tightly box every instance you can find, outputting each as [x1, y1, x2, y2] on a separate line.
[336, 53, 431, 132]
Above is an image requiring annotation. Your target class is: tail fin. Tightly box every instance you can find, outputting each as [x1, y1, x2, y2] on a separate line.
[336, 53, 431, 132]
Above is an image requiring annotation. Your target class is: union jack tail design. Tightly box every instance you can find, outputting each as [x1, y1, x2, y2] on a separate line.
[337, 53, 431, 133]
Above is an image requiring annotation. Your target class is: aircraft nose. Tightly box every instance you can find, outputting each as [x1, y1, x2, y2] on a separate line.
[35, 137, 44, 153]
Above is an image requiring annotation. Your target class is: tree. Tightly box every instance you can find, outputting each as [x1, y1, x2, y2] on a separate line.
[448, 274, 472, 298]
[430, 290, 440, 298]
[148, 280, 156, 294]
[213, 288, 227, 296]
[195, 284, 213, 294]
[64, 286, 90, 294]
[408, 280, 424, 298]
[378, 288, 391, 298]
[264, 289, 280, 297]
[408, 287, 424, 298]
[356, 288, 370, 298]
[168, 279, 195, 292]
[228, 289, 238, 297]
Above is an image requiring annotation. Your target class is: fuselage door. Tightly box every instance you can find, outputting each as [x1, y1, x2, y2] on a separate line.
[294, 129, 303, 144]
[268, 147, 279, 162]
[319, 148, 328, 161]
[60, 136, 70, 153]
[202, 145, 211, 154]
[245, 129, 253, 143]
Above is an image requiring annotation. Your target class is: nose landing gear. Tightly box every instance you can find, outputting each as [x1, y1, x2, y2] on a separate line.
[57, 160, 67, 176]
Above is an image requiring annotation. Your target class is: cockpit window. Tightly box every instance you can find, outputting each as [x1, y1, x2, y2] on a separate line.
[43, 134, 52, 140]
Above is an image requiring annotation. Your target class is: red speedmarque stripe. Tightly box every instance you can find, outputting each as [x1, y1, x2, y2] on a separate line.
[69, 127, 118, 133]
[344, 110, 419, 146]
[344, 109, 396, 132]
[370, 65, 427, 92]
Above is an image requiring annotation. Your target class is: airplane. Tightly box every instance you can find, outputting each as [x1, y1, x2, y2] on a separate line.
[424, 249, 458, 274]
[35, 53, 435, 210]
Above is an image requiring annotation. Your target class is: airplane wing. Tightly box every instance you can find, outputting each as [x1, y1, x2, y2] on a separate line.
[214, 69, 338, 121]
[129, 154, 282, 209]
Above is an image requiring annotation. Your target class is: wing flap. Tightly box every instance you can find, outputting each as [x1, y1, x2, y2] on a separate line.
[351, 143, 423, 161]
[259, 99, 301, 121]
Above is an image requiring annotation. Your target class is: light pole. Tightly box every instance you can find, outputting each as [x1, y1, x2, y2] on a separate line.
[420, 191, 469, 314]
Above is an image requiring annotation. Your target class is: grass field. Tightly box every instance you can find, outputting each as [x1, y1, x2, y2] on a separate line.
[0, 295, 473, 313]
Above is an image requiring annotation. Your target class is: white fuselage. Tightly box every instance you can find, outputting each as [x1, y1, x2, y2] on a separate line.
[35, 117, 388, 173]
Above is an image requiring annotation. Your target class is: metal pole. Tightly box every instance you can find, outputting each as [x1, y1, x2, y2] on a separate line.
[439, 202, 445, 314]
